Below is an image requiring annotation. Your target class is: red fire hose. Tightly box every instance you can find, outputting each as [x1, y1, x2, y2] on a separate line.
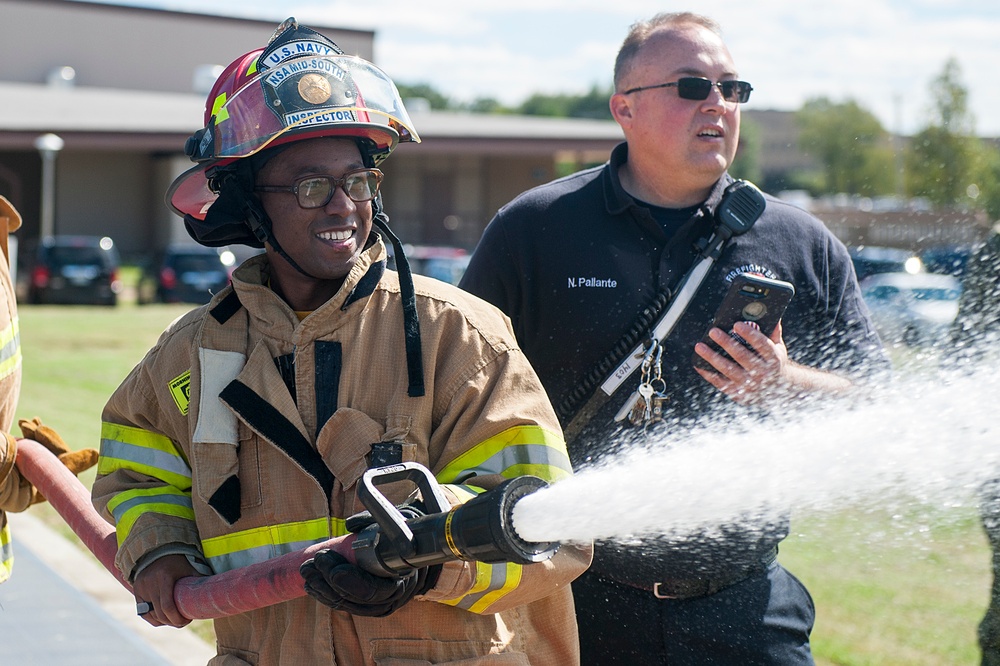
[14, 438, 350, 619]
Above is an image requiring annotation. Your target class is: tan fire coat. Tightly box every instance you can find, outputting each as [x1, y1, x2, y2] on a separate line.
[0, 196, 27, 584]
[93, 240, 591, 665]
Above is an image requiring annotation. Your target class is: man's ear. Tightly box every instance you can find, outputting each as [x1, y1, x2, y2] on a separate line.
[609, 92, 634, 128]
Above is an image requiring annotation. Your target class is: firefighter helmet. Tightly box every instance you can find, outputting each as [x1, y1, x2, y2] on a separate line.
[167, 18, 419, 230]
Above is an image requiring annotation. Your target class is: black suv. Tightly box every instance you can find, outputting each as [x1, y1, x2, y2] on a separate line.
[16, 235, 122, 306]
[137, 244, 237, 305]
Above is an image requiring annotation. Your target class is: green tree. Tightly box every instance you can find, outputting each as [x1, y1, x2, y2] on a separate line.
[395, 82, 451, 110]
[517, 85, 613, 120]
[467, 97, 510, 114]
[566, 85, 614, 120]
[730, 115, 762, 184]
[973, 143, 1000, 221]
[796, 97, 895, 196]
[905, 58, 979, 207]
[518, 92, 575, 117]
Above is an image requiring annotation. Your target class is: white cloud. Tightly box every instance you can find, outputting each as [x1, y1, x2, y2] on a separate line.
[74, 0, 1000, 136]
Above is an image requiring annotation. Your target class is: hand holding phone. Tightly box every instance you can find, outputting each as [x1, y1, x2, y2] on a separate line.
[693, 274, 795, 372]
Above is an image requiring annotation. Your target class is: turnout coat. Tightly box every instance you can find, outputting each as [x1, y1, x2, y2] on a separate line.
[0, 196, 26, 583]
[93, 241, 590, 665]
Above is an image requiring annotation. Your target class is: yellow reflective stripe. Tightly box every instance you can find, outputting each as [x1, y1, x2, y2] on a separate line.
[201, 517, 346, 573]
[107, 485, 194, 546]
[437, 425, 572, 484]
[0, 315, 18, 348]
[107, 485, 190, 513]
[446, 485, 483, 504]
[1, 520, 13, 583]
[0, 316, 20, 381]
[440, 561, 522, 614]
[107, 486, 193, 547]
[98, 422, 191, 490]
[468, 562, 522, 613]
[115, 502, 194, 548]
[212, 92, 229, 124]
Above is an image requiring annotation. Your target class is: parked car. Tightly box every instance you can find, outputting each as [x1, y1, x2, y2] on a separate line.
[921, 243, 974, 278]
[388, 245, 470, 286]
[16, 235, 122, 306]
[860, 271, 962, 346]
[137, 244, 237, 305]
[849, 245, 924, 282]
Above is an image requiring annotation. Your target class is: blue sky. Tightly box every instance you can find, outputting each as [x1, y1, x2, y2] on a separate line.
[76, 0, 1000, 136]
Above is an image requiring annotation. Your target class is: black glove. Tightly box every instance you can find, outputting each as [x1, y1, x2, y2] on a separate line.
[300, 550, 438, 617]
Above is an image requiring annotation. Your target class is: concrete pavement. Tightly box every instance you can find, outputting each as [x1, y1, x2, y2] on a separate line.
[0, 512, 215, 665]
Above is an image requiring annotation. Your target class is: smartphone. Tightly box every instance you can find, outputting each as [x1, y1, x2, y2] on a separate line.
[693, 274, 795, 372]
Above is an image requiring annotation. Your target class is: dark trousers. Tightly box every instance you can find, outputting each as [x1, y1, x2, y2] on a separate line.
[979, 497, 1000, 665]
[573, 562, 815, 665]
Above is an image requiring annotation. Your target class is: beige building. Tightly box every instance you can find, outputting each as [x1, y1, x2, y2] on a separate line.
[0, 0, 622, 258]
[2, 0, 984, 265]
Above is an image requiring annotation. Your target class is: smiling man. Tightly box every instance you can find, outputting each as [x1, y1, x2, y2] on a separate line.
[461, 11, 887, 665]
[92, 18, 590, 665]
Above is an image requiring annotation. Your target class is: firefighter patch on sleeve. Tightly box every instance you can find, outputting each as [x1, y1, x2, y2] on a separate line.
[169, 371, 192, 416]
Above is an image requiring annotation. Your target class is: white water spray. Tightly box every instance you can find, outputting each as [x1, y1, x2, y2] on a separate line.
[513, 357, 1000, 545]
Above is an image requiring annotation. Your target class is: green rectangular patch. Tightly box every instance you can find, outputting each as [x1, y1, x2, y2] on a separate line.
[169, 370, 191, 416]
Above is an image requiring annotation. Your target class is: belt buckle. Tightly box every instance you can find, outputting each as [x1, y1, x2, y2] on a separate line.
[653, 582, 680, 599]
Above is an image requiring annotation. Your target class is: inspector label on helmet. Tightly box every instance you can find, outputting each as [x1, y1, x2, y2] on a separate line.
[284, 109, 358, 127]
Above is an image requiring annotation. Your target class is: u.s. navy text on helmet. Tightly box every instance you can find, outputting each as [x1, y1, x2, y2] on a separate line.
[262, 40, 340, 69]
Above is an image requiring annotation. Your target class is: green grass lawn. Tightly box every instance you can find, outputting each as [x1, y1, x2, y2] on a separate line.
[10, 302, 995, 662]
[782, 507, 990, 665]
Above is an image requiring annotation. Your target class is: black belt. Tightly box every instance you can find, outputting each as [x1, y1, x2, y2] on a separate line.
[596, 547, 778, 601]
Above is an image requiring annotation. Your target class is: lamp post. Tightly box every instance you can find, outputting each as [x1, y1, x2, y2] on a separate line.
[33, 133, 64, 240]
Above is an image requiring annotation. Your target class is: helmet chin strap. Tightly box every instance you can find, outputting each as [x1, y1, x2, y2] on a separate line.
[240, 189, 317, 280]
[369, 202, 425, 398]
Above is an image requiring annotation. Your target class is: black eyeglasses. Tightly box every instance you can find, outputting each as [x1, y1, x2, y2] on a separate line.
[622, 77, 753, 104]
[255, 168, 384, 208]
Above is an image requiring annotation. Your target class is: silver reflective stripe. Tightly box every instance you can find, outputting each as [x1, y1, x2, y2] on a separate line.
[99, 439, 192, 480]
[449, 563, 508, 611]
[0, 328, 18, 364]
[206, 536, 329, 574]
[110, 493, 193, 524]
[456, 444, 570, 477]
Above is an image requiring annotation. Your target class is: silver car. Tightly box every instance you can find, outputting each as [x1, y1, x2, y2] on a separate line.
[860, 272, 962, 346]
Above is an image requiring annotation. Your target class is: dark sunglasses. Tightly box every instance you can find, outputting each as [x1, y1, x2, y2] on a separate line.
[255, 168, 383, 208]
[622, 77, 753, 104]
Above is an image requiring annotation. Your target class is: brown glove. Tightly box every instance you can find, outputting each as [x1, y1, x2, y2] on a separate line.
[1, 432, 32, 512]
[18, 417, 99, 504]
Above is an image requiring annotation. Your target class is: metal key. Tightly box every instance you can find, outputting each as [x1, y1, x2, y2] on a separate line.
[637, 382, 655, 424]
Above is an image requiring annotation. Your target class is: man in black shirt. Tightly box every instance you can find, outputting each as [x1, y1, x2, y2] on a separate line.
[461, 11, 887, 665]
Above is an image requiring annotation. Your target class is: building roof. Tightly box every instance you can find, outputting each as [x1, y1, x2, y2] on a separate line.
[0, 81, 623, 154]
[0, 81, 203, 134]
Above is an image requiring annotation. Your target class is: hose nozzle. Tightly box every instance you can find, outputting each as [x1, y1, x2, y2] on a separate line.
[352, 462, 559, 577]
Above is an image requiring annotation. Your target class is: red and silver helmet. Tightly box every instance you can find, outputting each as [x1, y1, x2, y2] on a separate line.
[167, 18, 419, 223]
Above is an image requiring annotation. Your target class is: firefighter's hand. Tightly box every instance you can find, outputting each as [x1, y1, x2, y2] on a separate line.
[18, 417, 99, 504]
[133, 554, 198, 628]
[300, 550, 437, 617]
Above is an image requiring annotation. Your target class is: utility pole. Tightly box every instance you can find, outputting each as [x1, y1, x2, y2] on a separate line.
[33, 133, 64, 240]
